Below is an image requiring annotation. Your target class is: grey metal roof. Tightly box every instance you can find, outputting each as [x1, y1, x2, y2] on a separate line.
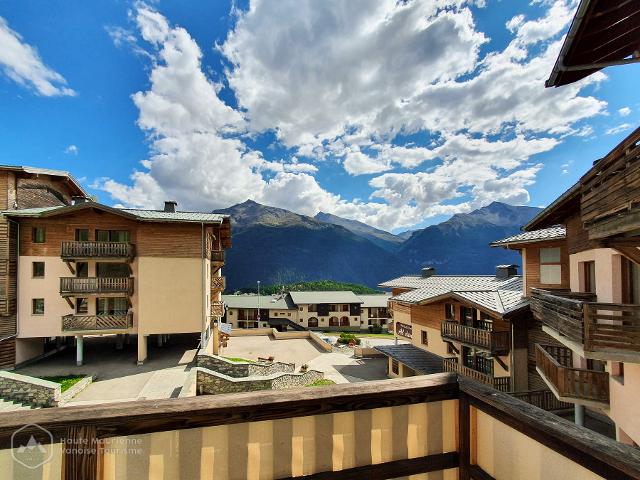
[288, 291, 363, 305]
[120, 209, 227, 223]
[490, 226, 566, 247]
[374, 344, 444, 375]
[222, 294, 294, 310]
[357, 294, 391, 308]
[382, 275, 527, 315]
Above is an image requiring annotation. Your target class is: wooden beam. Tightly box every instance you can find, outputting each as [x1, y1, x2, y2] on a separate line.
[64, 297, 74, 309]
[62, 425, 98, 480]
[495, 356, 509, 372]
[614, 246, 640, 266]
[64, 260, 75, 275]
[459, 391, 471, 480]
[469, 465, 495, 480]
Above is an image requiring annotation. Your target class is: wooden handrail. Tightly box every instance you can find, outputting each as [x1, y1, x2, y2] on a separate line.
[61, 241, 135, 259]
[440, 321, 510, 353]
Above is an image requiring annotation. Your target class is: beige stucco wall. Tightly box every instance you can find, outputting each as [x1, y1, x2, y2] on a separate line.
[411, 323, 450, 358]
[569, 248, 620, 303]
[15, 337, 44, 364]
[137, 256, 205, 335]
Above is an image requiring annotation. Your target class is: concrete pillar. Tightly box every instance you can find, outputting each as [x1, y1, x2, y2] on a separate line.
[76, 335, 84, 366]
[115, 334, 124, 351]
[55, 337, 62, 351]
[575, 404, 585, 427]
[157, 334, 163, 347]
[137, 334, 147, 365]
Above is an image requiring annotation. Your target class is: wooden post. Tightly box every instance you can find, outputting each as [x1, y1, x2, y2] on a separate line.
[459, 391, 471, 480]
[63, 425, 98, 480]
[583, 303, 591, 352]
[212, 322, 220, 355]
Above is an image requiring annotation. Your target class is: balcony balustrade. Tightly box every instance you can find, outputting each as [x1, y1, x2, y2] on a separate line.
[61, 241, 135, 260]
[61, 313, 133, 332]
[441, 320, 510, 354]
[60, 277, 134, 297]
[442, 357, 510, 392]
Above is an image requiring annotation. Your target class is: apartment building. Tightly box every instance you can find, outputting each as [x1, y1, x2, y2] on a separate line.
[1, 199, 231, 366]
[492, 127, 640, 446]
[222, 291, 391, 331]
[376, 266, 537, 393]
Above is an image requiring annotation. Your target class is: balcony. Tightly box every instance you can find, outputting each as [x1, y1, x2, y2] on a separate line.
[211, 300, 225, 317]
[535, 344, 609, 408]
[3, 374, 635, 480]
[441, 321, 510, 354]
[60, 277, 134, 297]
[61, 241, 135, 261]
[211, 249, 224, 265]
[530, 288, 640, 362]
[442, 357, 510, 392]
[211, 275, 225, 292]
[61, 313, 133, 333]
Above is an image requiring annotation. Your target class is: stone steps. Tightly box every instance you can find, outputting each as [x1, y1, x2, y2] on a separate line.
[0, 398, 38, 411]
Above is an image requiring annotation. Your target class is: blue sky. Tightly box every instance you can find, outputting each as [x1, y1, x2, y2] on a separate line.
[0, 0, 638, 232]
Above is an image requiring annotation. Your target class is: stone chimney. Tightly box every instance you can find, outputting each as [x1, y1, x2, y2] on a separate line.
[164, 201, 178, 213]
[421, 266, 436, 278]
[496, 264, 518, 279]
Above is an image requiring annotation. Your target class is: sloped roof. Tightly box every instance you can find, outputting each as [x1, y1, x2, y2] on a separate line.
[0, 164, 87, 196]
[357, 294, 391, 308]
[382, 275, 526, 315]
[222, 294, 294, 310]
[374, 344, 445, 375]
[288, 291, 363, 305]
[490, 226, 566, 247]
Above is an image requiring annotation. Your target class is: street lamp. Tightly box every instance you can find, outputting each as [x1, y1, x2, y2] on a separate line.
[257, 280, 261, 322]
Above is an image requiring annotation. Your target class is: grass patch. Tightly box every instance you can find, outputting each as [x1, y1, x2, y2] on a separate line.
[223, 356, 255, 363]
[306, 379, 336, 387]
[38, 375, 85, 392]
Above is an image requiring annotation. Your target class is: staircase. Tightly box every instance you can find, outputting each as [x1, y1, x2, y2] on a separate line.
[0, 398, 38, 411]
[267, 318, 306, 331]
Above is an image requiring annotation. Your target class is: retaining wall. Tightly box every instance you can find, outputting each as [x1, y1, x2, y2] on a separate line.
[195, 367, 324, 395]
[196, 353, 295, 378]
[0, 371, 60, 408]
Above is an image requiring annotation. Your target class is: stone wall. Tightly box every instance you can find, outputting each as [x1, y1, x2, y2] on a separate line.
[195, 367, 324, 395]
[196, 353, 295, 378]
[0, 371, 60, 407]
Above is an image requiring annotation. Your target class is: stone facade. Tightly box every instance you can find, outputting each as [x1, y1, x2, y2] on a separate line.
[196, 353, 295, 378]
[0, 371, 60, 407]
[195, 367, 324, 395]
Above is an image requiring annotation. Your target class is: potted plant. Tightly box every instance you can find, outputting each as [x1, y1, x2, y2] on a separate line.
[300, 364, 309, 372]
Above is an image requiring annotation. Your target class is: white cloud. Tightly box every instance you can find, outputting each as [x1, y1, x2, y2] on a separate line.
[618, 107, 631, 117]
[0, 16, 75, 96]
[65, 144, 79, 155]
[606, 123, 632, 135]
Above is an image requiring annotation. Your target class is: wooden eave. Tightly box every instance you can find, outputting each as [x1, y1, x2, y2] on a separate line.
[524, 184, 581, 231]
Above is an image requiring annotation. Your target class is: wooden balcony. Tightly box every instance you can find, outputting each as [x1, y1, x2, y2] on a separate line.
[535, 344, 609, 407]
[511, 389, 573, 412]
[442, 357, 510, 392]
[61, 241, 135, 260]
[211, 275, 225, 291]
[530, 288, 640, 362]
[211, 300, 225, 317]
[3, 375, 636, 480]
[60, 277, 134, 297]
[211, 249, 224, 265]
[441, 321, 510, 354]
[61, 313, 133, 332]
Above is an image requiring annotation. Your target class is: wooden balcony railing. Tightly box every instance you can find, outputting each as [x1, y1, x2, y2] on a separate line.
[441, 321, 510, 354]
[442, 357, 510, 392]
[211, 250, 224, 264]
[531, 288, 640, 360]
[211, 275, 225, 291]
[211, 301, 225, 317]
[2, 374, 636, 480]
[535, 343, 609, 406]
[510, 389, 573, 412]
[60, 277, 134, 296]
[61, 241, 135, 260]
[62, 313, 133, 332]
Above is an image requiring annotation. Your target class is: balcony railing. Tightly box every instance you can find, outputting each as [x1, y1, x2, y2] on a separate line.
[442, 357, 510, 392]
[61, 241, 135, 260]
[3, 374, 635, 480]
[530, 288, 640, 360]
[211, 275, 225, 291]
[510, 389, 573, 412]
[211, 250, 224, 264]
[60, 277, 134, 296]
[211, 301, 225, 317]
[62, 313, 133, 332]
[535, 343, 609, 406]
[441, 321, 510, 354]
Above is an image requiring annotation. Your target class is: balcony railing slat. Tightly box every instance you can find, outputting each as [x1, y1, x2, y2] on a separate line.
[442, 357, 510, 392]
[60, 277, 134, 296]
[441, 321, 510, 354]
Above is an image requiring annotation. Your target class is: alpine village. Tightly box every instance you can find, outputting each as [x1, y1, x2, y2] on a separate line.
[1, 1, 640, 479]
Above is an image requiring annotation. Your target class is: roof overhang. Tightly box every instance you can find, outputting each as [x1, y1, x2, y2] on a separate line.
[0, 164, 88, 197]
[546, 0, 640, 88]
[524, 183, 581, 231]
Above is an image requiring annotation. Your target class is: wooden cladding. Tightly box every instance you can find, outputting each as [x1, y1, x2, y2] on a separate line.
[0, 337, 15, 369]
[535, 344, 609, 405]
[59, 277, 134, 296]
[531, 288, 640, 359]
[61, 241, 135, 260]
[61, 313, 133, 332]
[442, 357, 510, 392]
[580, 128, 640, 239]
[441, 321, 510, 354]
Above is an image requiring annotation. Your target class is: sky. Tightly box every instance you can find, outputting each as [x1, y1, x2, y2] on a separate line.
[0, 0, 638, 233]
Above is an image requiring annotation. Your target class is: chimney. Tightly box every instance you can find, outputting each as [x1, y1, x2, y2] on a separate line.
[421, 266, 436, 278]
[164, 201, 178, 213]
[72, 196, 88, 205]
[496, 264, 518, 279]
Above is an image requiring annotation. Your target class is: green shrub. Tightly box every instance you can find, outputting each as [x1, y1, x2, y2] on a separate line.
[337, 333, 361, 345]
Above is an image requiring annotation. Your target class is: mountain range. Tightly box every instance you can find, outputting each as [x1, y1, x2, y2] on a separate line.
[214, 200, 542, 290]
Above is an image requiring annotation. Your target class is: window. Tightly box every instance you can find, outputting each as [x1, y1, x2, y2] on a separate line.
[75, 229, 89, 241]
[308, 317, 318, 328]
[540, 247, 562, 284]
[76, 262, 88, 278]
[582, 261, 596, 293]
[32, 298, 44, 315]
[32, 227, 45, 243]
[391, 359, 399, 375]
[340, 316, 349, 326]
[32, 262, 45, 278]
[444, 303, 455, 320]
[308, 304, 318, 313]
[447, 343, 455, 355]
[329, 304, 338, 312]
[97, 297, 128, 315]
[329, 317, 339, 327]
[421, 330, 428, 346]
[341, 304, 349, 312]
[76, 298, 88, 314]
[622, 258, 640, 304]
[96, 230, 130, 242]
[97, 263, 129, 278]
[612, 362, 625, 384]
